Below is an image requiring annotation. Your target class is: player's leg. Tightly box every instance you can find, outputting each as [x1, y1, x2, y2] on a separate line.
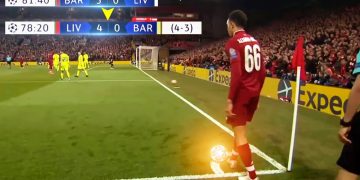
[336, 169, 358, 180]
[65, 65, 71, 79]
[336, 116, 360, 180]
[76, 65, 81, 77]
[228, 140, 239, 169]
[60, 71, 64, 80]
[66, 70, 71, 79]
[60, 64, 64, 79]
[48, 61, 54, 74]
[84, 69, 88, 77]
[76, 69, 80, 77]
[228, 96, 259, 180]
[233, 125, 257, 180]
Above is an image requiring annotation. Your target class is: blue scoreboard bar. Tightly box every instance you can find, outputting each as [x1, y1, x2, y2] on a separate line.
[60, 0, 158, 7]
[59, 21, 158, 35]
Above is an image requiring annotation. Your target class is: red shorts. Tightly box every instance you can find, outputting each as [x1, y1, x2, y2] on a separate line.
[226, 95, 260, 127]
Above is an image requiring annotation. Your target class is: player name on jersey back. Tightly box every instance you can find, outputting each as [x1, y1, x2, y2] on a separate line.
[237, 37, 257, 44]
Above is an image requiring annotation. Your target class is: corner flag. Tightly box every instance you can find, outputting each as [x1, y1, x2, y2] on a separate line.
[288, 36, 306, 171]
[291, 36, 306, 81]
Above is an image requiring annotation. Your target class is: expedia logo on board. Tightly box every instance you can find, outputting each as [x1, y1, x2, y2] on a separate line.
[184, 67, 196, 77]
[215, 73, 231, 86]
[277, 79, 292, 102]
[277, 79, 348, 116]
[210, 71, 231, 86]
[298, 89, 348, 116]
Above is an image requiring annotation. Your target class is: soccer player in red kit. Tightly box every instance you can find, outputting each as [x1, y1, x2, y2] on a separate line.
[225, 10, 265, 180]
[19, 55, 25, 68]
[47, 52, 54, 74]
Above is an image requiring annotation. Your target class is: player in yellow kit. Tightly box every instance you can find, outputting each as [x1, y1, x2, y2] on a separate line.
[75, 52, 89, 78]
[83, 52, 89, 69]
[60, 51, 71, 80]
[53, 53, 60, 71]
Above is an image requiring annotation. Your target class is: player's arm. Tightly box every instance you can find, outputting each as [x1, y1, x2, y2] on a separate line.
[344, 76, 360, 120]
[227, 45, 242, 103]
[226, 43, 242, 115]
[339, 57, 360, 144]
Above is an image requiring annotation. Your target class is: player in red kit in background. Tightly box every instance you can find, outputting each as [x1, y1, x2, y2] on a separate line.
[48, 52, 54, 74]
[225, 10, 265, 180]
[19, 55, 25, 69]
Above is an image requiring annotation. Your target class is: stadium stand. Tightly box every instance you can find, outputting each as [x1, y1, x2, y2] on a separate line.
[170, 5, 360, 88]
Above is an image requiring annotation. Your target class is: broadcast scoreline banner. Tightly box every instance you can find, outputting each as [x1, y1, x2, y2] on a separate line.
[6, 0, 158, 7]
[5, 21, 202, 35]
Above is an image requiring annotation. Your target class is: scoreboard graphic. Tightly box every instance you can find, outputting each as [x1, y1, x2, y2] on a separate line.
[4, 0, 202, 35]
[5, 21, 202, 35]
[6, 0, 158, 7]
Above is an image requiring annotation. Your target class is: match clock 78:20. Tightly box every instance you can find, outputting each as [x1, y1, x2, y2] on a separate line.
[5, 21, 56, 35]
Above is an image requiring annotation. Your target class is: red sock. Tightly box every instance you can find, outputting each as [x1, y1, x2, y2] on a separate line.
[237, 144, 257, 179]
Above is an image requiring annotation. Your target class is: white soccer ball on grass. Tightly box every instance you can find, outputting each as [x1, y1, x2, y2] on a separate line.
[171, 80, 177, 84]
[210, 145, 228, 163]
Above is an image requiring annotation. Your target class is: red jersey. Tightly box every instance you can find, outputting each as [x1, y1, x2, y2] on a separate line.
[225, 31, 266, 101]
[47, 53, 53, 62]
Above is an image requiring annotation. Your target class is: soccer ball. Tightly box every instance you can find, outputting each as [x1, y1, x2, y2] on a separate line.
[210, 145, 228, 163]
[171, 80, 177, 84]
[8, 23, 18, 33]
[8, 0, 17, 5]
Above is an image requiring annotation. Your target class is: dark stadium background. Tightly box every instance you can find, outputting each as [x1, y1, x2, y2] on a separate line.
[0, 0, 359, 87]
[0, 0, 359, 36]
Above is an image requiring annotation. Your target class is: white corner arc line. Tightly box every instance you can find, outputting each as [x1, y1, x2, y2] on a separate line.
[139, 69, 287, 171]
[210, 162, 224, 174]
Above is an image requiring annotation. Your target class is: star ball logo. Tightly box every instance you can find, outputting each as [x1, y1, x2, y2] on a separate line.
[8, 23, 18, 33]
[277, 79, 292, 102]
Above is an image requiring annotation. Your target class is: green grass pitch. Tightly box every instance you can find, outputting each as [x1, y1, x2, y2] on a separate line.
[0, 64, 342, 180]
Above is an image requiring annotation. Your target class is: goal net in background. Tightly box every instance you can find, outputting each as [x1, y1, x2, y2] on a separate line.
[136, 46, 160, 70]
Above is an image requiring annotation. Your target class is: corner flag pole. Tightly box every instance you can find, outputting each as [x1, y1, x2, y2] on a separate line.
[287, 66, 301, 171]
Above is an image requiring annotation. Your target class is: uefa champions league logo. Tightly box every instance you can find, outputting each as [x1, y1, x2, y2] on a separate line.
[278, 79, 292, 102]
[8, 0, 18, 5]
[8, 23, 18, 33]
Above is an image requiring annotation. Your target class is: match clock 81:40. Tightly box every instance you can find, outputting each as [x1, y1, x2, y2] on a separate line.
[6, 0, 56, 7]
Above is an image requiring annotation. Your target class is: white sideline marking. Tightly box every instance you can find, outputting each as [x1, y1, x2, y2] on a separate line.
[0, 80, 153, 83]
[139, 70, 287, 171]
[118, 170, 285, 180]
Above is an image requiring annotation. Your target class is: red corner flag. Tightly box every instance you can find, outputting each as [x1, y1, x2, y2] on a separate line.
[291, 36, 306, 81]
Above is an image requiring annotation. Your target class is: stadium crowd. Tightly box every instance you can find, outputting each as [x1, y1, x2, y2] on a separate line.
[170, 5, 360, 88]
